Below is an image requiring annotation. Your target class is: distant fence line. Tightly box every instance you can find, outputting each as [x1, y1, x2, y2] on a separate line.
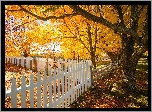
[5, 56, 92, 73]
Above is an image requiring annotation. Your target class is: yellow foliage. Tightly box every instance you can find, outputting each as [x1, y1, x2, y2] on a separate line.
[6, 5, 147, 58]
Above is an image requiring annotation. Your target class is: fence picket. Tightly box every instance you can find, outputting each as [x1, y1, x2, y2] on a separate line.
[61, 68, 64, 108]
[67, 63, 70, 106]
[30, 74, 34, 108]
[64, 71, 67, 108]
[75, 63, 78, 100]
[70, 63, 74, 104]
[79, 63, 82, 95]
[43, 71, 47, 108]
[37, 72, 41, 108]
[49, 68, 53, 108]
[82, 62, 85, 93]
[21, 75, 26, 108]
[85, 62, 88, 91]
[11, 76, 17, 108]
[88, 64, 91, 87]
[57, 68, 61, 108]
[53, 68, 57, 108]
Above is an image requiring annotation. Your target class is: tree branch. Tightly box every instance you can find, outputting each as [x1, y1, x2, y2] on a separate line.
[94, 25, 97, 53]
[5, 9, 22, 12]
[18, 5, 78, 21]
[113, 5, 125, 25]
[141, 13, 148, 50]
[63, 18, 76, 36]
[63, 17, 90, 53]
[68, 5, 139, 39]
[138, 5, 146, 16]
[123, 5, 130, 15]
[130, 5, 139, 31]
[17, 5, 139, 39]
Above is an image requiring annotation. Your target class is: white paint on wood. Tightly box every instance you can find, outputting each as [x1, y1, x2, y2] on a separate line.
[37, 72, 41, 108]
[21, 75, 26, 108]
[11, 76, 17, 108]
[30, 74, 34, 108]
[53, 68, 56, 108]
[49, 68, 53, 108]
[61, 68, 64, 108]
[67, 63, 70, 106]
[43, 71, 47, 108]
[5, 57, 93, 108]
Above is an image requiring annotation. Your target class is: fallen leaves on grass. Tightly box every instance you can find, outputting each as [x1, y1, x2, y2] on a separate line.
[5, 61, 148, 108]
[69, 65, 148, 108]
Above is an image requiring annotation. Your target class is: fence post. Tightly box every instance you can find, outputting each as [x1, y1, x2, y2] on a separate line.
[6, 57, 7, 63]
[8, 58, 10, 63]
[24, 58, 26, 68]
[90, 66, 93, 86]
[33, 57, 37, 72]
[19, 58, 21, 67]
[16, 58, 17, 65]
[14, 58, 16, 65]
[11, 58, 13, 64]
[11, 57, 12, 64]
[14, 58, 15, 64]
[30, 60, 32, 70]
[45, 60, 48, 76]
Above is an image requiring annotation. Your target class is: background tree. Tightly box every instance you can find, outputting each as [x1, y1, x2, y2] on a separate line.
[60, 5, 122, 69]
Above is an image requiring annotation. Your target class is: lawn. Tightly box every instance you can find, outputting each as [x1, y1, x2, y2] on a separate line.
[69, 58, 148, 108]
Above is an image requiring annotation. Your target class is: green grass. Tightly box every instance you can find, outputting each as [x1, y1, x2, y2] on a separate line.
[136, 58, 148, 72]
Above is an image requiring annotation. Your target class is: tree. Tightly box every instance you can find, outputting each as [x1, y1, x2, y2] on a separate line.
[59, 6, 122, 69]
[5, 5, 148, 93]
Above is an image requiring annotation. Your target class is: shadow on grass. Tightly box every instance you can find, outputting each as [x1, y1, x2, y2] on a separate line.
[69, 58, 148, 108]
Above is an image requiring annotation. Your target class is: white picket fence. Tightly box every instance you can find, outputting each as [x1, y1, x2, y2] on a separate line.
[5, 59, 92, 108]
[5, 56, 92, 71]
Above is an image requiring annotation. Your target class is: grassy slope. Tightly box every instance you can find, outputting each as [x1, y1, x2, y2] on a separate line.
[69, 58, 148, 108]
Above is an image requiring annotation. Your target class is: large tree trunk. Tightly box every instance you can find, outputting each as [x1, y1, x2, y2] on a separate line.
[91, 53, 96, 69]
[120, 34, 146, 93]
[106, 51, 121, 64]
[121, 56, 139, 93]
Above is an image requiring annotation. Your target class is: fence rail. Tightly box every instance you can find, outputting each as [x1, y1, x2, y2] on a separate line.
[5, 56, 92, 71]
